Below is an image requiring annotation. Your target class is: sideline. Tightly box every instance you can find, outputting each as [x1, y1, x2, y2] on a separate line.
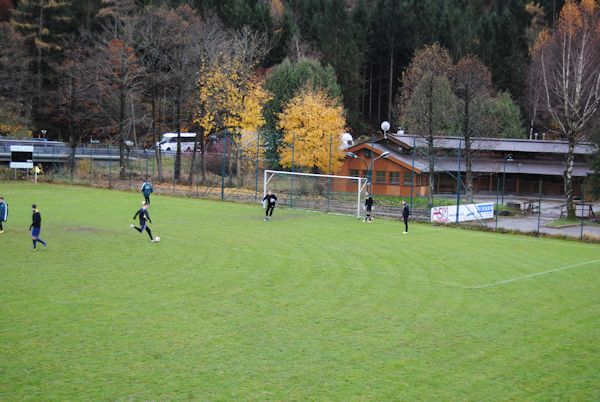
[465, 258, 600, 289]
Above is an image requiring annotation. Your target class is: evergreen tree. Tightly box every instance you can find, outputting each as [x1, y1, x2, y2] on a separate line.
[11, 0, 74, 128]
[264, 57, 342, 167]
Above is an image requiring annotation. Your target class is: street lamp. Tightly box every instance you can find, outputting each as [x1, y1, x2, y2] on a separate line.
[381, 121, 390, 139]
[501, 153, 514, 205]
[125, 140, 134, 171]
[40, 129, 47, 139]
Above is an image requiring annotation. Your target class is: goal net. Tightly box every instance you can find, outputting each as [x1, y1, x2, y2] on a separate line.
[263, 170, 368, 218]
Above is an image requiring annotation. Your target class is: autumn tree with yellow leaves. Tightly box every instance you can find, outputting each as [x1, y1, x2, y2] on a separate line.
[195, 28, 271, 185]
[277, 88, 346, 173]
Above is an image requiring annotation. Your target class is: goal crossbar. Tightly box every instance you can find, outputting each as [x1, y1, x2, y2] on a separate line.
[264, 170, 367, 218]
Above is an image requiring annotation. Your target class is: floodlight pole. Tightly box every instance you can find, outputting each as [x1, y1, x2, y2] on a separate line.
[537, 175, 543, 235]
[495, 173, 500, 230]
[455, 138, 462, 224]
[410, 136, 416, 212]
[501, 154, 514, 205]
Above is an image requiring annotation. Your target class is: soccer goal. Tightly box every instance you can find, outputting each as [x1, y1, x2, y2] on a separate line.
[263, 170, 368, 218]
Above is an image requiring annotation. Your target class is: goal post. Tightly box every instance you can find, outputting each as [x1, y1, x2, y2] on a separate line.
[263, 170, 368, 218]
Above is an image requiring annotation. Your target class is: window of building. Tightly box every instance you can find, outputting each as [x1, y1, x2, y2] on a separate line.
[389, 171, 400, 184]
[363, 149, 372, 158]
[361, 170, 369, 178]
[376, 171, 386, 184]
[416, 174, 429, 186]
[349, 169, 359, 177]
[403, 172, 413, 186]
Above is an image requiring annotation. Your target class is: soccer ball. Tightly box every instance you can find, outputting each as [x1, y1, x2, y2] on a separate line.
[154, 236, 160, 243]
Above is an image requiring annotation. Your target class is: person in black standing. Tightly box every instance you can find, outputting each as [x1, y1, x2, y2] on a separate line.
[402, 200, 410, 234]
[30, 204, 47, 250]
[262, 190, 277, 221]
[364, 193, 373, 222]
[131, 202, 156, 242]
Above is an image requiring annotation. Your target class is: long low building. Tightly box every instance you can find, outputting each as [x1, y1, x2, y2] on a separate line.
[337, 133, 596, 197]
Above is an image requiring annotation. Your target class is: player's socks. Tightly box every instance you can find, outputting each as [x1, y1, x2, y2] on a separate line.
[38, 239, 47, 247]
[32, 240, 37, 249]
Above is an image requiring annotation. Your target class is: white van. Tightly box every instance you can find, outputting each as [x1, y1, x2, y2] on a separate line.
[157, 133, 197, 152]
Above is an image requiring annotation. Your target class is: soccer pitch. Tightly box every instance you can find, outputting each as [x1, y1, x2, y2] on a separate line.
[1, 183, 599, 400]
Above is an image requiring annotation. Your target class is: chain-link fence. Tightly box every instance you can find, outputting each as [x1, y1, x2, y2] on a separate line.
[1, 138, 598, 240]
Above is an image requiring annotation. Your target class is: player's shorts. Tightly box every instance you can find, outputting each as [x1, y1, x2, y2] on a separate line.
[366, 206, 372, 212]
[140, 222, 147, 231]
[31, 227, 41, 237]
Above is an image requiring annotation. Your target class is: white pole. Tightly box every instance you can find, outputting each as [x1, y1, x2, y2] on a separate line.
[357, 178, 361, 218]
[263, 169, 267, 200]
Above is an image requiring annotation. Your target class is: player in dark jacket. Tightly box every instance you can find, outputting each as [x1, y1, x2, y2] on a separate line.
[30, 204, 47, 250]
[364, 193, 374, 222]
[402, 201, 410, 234]
[141, 180, 154, 204]
[131, 202, 156, 242]
[0, 196, 7, 233]
[262, 191, 278, 221]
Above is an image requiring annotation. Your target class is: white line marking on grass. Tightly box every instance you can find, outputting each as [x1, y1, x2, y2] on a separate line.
[466, 258, 600, 289]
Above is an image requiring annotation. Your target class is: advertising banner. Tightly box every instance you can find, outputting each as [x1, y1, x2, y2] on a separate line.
[431, 202, 494, 223]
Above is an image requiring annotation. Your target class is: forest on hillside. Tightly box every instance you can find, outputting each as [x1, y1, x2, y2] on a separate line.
[1, 0, 600, 200]
[0, 0, 568, 136]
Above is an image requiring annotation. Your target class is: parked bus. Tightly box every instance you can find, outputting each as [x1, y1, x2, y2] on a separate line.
[156, 133, 197, 152]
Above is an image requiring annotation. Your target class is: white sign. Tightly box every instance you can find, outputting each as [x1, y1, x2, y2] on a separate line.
[431, 202, 494, 223]
[10, 145, 34, 169]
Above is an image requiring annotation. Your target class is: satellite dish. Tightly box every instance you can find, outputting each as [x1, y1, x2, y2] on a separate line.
[340, 133, 354, 149]
[125, 140, 134, 147]
[381, 121, 390, 132]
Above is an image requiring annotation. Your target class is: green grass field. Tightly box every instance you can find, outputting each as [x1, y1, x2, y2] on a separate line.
[1, 182, 599, 400]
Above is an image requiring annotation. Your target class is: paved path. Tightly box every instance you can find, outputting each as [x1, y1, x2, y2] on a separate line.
[486, 216, 600, 238]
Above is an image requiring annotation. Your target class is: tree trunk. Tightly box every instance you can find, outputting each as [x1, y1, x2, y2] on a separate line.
[463, 92, 474, 202]
[200, 131, 206, 185]
[187, 127, 201, 185]
[427, 135, 435, 207]
[388, 45, 394, 122]
[236, 143, 242, 188]
[34, 2, 44, 115]
[174, 84, 182, 182]
[368, 63, 373, 120]
[68, 134, 77, 174]
[426, 80, 435, 207]
[118, 48, 127, 180]
[119, 84, 126, 179]
[565, 135, 576, 219]
[151, 94, 163, 181]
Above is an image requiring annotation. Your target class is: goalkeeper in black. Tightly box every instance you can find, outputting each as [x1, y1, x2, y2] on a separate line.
[131, 202, 156, 242]
[364, 193, 373, 222]
[262, 191, 278, 221]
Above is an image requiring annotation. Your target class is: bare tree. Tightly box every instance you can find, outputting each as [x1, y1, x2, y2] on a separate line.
[92, 2, 146, 179]
[397, 43, 456, 207]
[0, 22, 31, 134]
[452, 55, 493, 202]
[54, 35, 99, 172]
[134, 5, 175, 181]
[530, 0, 600, 218]
[156, 5, 204, 183]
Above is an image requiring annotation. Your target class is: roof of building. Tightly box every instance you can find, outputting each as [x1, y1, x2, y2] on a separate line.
[346, 135, 594, 177]
[433, 158, 590, 176]
[388, 134, 597, 155]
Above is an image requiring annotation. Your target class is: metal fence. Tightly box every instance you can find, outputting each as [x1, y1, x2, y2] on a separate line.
[1, 139, 598, 240]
